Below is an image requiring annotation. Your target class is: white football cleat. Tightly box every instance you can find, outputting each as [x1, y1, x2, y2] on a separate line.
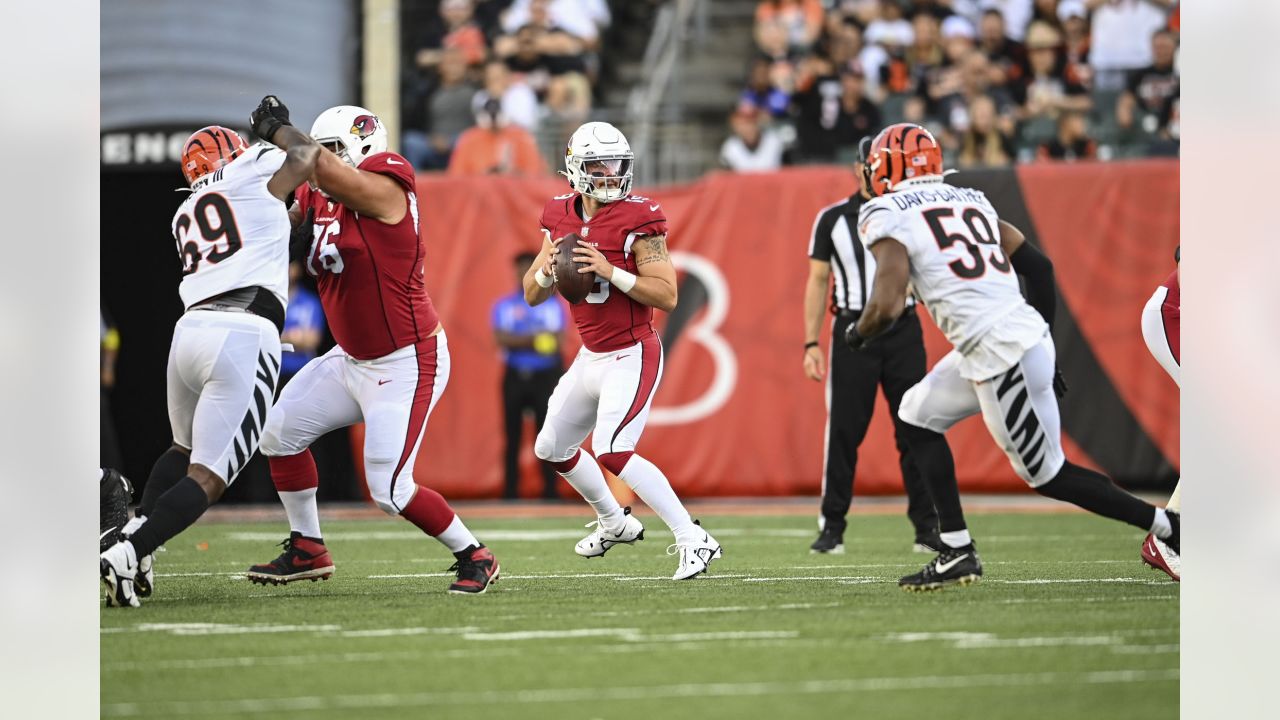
[122, 516, 155, 598]
[575, 506, 645, 558]
[669, 522, 722, 580]
[101, 541, 140, 608]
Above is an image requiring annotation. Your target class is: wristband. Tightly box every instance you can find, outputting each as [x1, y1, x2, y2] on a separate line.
[610, 267, 638, 293]
[533, 267, 553, 288]
[804, 341, 819, 351]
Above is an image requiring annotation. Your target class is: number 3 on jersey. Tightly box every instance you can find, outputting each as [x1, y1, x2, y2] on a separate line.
[585, 276, 609, 303]
[923, 207, 1010, 279]
[174, 193, 243, 275]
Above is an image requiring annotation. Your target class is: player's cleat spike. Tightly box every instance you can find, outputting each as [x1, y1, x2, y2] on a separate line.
[575, 506, 645, 558]
[101, 541, 140, 608]
[669, 521, 723, 580]
[1142, 532, 1180, 582]
[809, 527, 845, 554]
[899, 544, 983, 592]
[448, 545, 500, 594]
[912, 529, 944, 554]
[245, 532, 335, 585]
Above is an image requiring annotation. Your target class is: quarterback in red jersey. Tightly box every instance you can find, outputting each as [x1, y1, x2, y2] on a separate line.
[244, 97, 497, 594]
[524, 121, 722, 580]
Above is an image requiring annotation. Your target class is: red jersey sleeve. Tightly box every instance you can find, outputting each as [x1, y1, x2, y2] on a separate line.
[359, 152, 417, 193]
[621, 197, 669, 240]
[539, 195, 574, 235]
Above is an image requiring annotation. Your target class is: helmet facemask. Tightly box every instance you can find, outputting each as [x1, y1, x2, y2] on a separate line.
[566, 154, 633, 203]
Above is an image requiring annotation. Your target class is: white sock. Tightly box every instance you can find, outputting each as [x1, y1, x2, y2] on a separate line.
[939, 529, 972, 549]
[436, 515, 480, 554]
[279, 488, 322, 540]
[618, 455, 698, 545]
[1166, 480, 1181, 512]
[1151, 508, 1172, 539]
[559, 453, 625, 533]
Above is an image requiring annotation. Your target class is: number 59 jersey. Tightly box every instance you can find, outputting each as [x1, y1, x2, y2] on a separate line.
[858, 179, 1048, 381]
[171, 145, 290, 311]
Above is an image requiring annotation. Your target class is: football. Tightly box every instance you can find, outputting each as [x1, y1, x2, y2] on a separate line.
[554, 232, 595, 304]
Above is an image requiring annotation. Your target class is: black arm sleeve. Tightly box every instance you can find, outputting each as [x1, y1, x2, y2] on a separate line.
[1010, 241, 1056, 329]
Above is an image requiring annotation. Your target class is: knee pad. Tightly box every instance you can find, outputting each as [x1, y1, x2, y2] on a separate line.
[534, 426, 577, 463]
[363, 454, 405, 515]
[597, 451, 634, 476]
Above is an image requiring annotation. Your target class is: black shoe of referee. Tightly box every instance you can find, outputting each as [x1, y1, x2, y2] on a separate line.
[899, 544, 982, 591]
[809, 527, 844, 554]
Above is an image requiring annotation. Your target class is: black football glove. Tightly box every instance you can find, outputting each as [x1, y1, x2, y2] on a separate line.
[844, 321, 868, 351]
[1053, 366, 1069, 399]
[251, 95, 292, 143]
[289, 207, 316, 263]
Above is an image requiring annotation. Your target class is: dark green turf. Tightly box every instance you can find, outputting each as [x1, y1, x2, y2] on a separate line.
[100, 511, 1178, 719]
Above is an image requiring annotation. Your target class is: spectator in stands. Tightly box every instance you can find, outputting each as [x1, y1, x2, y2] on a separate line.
[721, 106, 786, 172]
[1116, 28, 1178, 134]
[1149, 87, 1178, 155]
[496, 19, 593, 123]
[1031, 0, 1065, 29]
[840, 61, 883, 144]
[281, 262, 325, 389]
[978, 8, 1028, 86]
[755, 1, 825, 54]
[476, 58, 540, 132]
[867, 22, 915, 99]
[1037, 110, 1098, 160]
[923, 15, 978, 115]
[907, 12, 946, 89]
[422, 47, 480, 170]
[1015, 22, 1091, 122]
[957, 94, 1016, 167]
[982, 1, 1035, 41]
[1088, 0, 1174, 91]
[416, 0, 488, 72]
[935, 50, 1017, 140]
[741, 57, 793, 118]
[792, 59, 881, 163]
[1058, 0, 1093, 89]
[756, 16, 803, 95]
[502, 0, 608, 49]
[823, 13, 865, 68]
[448, 98, 549, 176]
[910, 0, 956, 22]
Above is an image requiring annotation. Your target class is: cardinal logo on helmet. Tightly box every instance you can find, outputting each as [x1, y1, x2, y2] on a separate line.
[350, 115, 379, 139]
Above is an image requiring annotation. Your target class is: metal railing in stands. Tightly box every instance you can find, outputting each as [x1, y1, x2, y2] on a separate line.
[625, 0, 704, 187]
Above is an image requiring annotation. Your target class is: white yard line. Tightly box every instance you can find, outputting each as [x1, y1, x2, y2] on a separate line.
[100, 668, 1178, 717]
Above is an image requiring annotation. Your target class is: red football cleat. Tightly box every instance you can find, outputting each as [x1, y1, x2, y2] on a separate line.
[1141, 533, 1180, 582]
[246, 532, 336, 585]
[448, 545, 500, 594]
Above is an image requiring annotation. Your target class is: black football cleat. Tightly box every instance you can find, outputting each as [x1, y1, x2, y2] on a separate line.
[99, 468, 134, 552]
[448, 545, 500, 594]
[809, 527, 844, 554]
[899, 544, 983, 592]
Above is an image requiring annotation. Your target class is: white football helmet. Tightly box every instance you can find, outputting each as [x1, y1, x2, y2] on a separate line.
[563, 121, 633, 203]
[310, 105, 388, 168]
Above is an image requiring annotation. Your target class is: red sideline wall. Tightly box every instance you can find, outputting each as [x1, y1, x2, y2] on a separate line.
[352, 162, 1178, 498]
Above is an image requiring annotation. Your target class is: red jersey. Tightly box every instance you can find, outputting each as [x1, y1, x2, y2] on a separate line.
[540, 192, 669, 352]
[296, 152, 440, 360]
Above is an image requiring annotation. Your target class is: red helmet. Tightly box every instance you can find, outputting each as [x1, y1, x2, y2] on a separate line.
[865, 123, 944, 196]
[181, 126, 248, 185]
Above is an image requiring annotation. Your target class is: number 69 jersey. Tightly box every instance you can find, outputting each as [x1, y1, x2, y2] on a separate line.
[171, 145, 290, 311]
[858, 179, 1048, 381]
[539, 193, 669, 352]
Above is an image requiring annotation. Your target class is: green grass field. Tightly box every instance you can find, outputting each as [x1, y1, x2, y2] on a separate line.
[100, 507, 1178, 719]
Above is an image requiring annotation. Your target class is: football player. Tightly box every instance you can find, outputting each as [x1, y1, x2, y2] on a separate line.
[100, 123, 320, 607]
[244, 97, 499, 594]
[524, 122, 722, 580]
[1139, 247, 1180, 580]
[845, 123, 1180, 590]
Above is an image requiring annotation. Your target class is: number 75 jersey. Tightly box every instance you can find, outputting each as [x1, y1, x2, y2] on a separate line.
[171, 145, 290, 311]
[858, 179, 1048, 381]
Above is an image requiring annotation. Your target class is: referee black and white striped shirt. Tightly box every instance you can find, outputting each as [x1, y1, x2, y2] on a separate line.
[808, 196, 915, 314]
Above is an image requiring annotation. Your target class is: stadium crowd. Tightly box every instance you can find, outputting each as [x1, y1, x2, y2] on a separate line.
[723, 0, 1179, 170]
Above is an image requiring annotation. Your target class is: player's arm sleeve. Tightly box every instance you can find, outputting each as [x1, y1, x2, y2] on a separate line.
[627, 205, 669, 239]
[808, 208, 835, 261]
[360, 153, 417, 193]
[1009, 241, 1057, 330]
[252, 145, 288, 179]
[856, 200, 902, 250]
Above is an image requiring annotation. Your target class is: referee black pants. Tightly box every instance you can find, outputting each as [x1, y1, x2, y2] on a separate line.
[821, 310, 939, 538]
[502, 366, 562, 499]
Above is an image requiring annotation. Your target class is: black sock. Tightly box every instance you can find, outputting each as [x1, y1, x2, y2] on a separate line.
[1035, 461, 1156, 531]
[128, 477, 210, 558]
[899, 424, 967, 533]
[138, 446, 190, 518]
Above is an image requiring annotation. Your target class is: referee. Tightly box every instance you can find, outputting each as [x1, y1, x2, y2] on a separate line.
[802, 137, 943, 554]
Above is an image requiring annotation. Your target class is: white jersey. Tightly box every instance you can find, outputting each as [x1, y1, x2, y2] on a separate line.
[858, 177, 1048, 381]
[171, 144, 290, 310]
